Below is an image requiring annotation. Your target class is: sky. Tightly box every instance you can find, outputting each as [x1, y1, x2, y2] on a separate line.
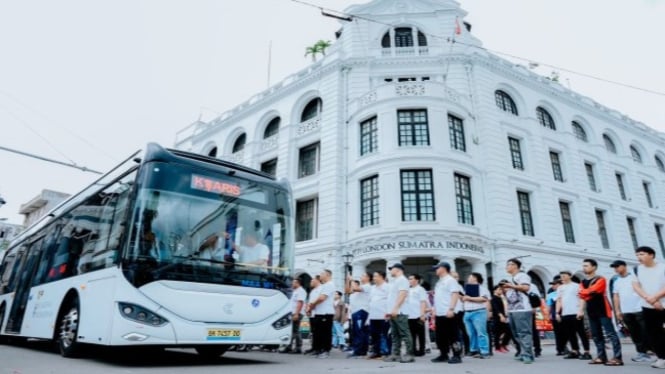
[1, 0, 664, 224]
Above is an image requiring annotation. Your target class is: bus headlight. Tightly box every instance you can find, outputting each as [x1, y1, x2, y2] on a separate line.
[271, 313, 292, 330]
[118, 302, 168, 327]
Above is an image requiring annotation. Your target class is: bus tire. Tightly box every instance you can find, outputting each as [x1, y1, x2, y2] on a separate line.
[56, 297, 81, 357]
[195, 345, 228, 359]
[0, 303, 6, 344]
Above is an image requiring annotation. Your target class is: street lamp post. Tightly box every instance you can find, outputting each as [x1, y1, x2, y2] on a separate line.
[342, 252, 354, 303]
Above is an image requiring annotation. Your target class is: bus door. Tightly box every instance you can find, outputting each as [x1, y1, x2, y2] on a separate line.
[5, 238, 44, 334]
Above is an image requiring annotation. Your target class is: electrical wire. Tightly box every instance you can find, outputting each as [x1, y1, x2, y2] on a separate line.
[290, 0, 665, 97]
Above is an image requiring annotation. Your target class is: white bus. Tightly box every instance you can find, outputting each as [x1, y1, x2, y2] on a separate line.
[0, 143, 294, 358]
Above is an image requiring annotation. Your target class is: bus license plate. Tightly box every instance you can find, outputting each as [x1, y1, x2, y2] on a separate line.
[206, 328, 241, 341]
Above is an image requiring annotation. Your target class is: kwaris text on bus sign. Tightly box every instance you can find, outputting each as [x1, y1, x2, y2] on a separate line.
[190, 174, 241, 197]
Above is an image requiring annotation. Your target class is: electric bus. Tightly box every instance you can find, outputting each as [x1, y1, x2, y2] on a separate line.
[0, 143, 294, 358]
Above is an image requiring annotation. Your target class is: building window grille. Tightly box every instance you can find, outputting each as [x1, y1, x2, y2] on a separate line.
[398, 109, 430, 146]
[495, 90, 518, 115]
[360, 176, 380, 227]
[301, 98, 322, 122]
[298, 142, 320, 178]
[616, 173, 627, 201]
[655, 224, 665, 257]
[585, 163, 597, 192]
[508, 137, 524, 170]
[630, 145, 643, 164]
[400, 169, 435, 222]
[296, 198, 318, 242]
[517, 191, 534, 236]
[550, 152, 563, 182]
[232, 133, 246, 153]
[264, 117, 280, 138]
[655, 156, 665, 173]
[559, 201, 575, 243]
[537, 107, 556, 130]
[603, 134, 617, 154]
[261, 158, 277, 176]
[360, 116, 378, 156]
[595, 209, 610, 249]
[454, 173, 474, 225]
[643, 181, 653, 208]
[448, 115, 466, 152]
[572, 121, 587, 142]
[627, 217, 638, 249]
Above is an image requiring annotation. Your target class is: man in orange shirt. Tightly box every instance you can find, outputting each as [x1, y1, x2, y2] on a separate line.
[578, 258, 622, 366]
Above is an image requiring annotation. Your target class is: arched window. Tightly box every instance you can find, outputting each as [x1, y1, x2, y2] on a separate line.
[264, 117, 280, 138]
[630, 145, 642, 163]
[301, 98, 322, 122]
[495, 90, 518, 115]
[572, 121, 587, 142]
[232, 133, 246, 153]
[655, 155, 665, 173]
[536, 107, 555, 130]
[381, 27, 427, 48]
[207, 147, 217, 158]
[603, 134, 616, 154]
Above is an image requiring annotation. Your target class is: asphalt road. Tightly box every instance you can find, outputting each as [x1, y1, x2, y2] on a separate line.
[0, 340, 649, 374]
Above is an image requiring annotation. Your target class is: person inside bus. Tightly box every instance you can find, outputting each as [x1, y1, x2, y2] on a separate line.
[196, 231, 229, 262]
[232, 230, 269, 271]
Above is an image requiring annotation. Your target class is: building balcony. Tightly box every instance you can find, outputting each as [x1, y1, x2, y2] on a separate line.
[349, 81, 470, 115]
[261, 134, 279, 152]
[381, 46, 430, 57]
[297, 117, 321, 137]
[224, 150, 245, 165]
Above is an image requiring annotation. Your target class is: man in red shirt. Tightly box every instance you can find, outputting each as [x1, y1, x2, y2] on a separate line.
[578, 258, 622, 366]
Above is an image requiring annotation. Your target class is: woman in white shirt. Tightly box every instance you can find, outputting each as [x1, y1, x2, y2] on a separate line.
[462, 272, 491, 358]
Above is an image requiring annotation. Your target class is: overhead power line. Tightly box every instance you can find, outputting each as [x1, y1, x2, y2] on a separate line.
[289, 0, 665, 98]
[0, 145, 103, 174]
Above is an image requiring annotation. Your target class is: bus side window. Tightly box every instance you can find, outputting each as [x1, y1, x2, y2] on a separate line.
[32, 224, 63, 286]
[0, 252, 19, 293]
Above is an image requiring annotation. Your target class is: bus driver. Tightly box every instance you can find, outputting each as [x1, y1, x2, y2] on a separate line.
[233, 230, 270, 270]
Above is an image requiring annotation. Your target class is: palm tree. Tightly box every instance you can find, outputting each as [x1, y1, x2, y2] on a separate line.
[304, 40, 332, 62]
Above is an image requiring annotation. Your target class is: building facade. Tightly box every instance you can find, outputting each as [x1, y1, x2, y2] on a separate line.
[19, 189, 70, 228]
[174, 0, 665, 291]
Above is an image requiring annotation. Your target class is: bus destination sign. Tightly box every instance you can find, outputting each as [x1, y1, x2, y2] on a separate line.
[191, 174, 241, 197]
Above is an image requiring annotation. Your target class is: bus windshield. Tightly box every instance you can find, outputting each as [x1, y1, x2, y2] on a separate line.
[122, 162, 293, 292]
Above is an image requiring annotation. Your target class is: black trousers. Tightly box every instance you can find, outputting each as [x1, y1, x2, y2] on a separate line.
[532, 314, 541, 355]
[315, 314, 333, 353]
[408, 318, 426, 356]
[493, 321, 512, 348]
[622, 312, 649, 354]
[551, 317, 567, 353]
[561, 315, 590, 352]
[435, 315, 461, 358]
[643, 307, 665, 359]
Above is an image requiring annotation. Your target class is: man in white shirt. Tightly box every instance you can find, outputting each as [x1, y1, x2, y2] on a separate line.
[368, 271, 389, 359]
[305, 277, 322, 356]
[431, 261, 462, 364]
[383, 263, 414, 363]
[307, 269, 335, 359]
[632, 246, 665, 369]
[346, 272, 371, 357]
[281, 278, 307, 354]
[610, 260, 651, 362]
[555, 270, 591, 360]
[407, 274, 428, 357]
[233, 230, 270, 270]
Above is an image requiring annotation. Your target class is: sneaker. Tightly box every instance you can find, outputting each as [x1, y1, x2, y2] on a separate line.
[431, 355, 449, 363]
[316, 351, 330, 359]
[289, 349, 302, 354]
[632, 353, 653, 362]
[523, 357, 534, 364]
[425, 348, 432, 354]
[564, 352, 580, 359]
[367, 353, 382, 360]
[447, 356, 462, 364]
[400, 354, 415, 363]
[466, 351, 479, 357]
[579, 353, 592, 360]
[479, 354, 491, 359]
[383, 355, 399, 362]
[652, 359, 665, 369]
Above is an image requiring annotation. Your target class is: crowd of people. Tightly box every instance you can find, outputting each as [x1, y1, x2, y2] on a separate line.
[279, 246, 665, 369]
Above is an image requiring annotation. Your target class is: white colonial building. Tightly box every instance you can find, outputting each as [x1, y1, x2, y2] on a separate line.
[174, 0, 665, 291]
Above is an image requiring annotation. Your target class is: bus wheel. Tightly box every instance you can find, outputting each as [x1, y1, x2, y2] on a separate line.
[195, 346, 228, 359]
[57, 298, 81, 357]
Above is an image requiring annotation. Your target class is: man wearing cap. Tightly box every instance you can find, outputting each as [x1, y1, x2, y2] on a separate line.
[556, 270, 591, 360]
[610, 259, 651, 362]
[383, 263, 415, 363]
[431, 261, 463, 364]
[632, 246, 665, 369]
